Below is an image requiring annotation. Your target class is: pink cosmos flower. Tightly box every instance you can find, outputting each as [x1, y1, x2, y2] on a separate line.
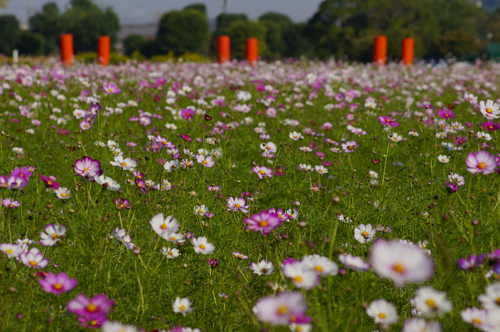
[244, 210, 282, 235]
[378, 116, 399, 127]
[67, 294, 115, 319]
[73, 156, 102, 180]
[482, 121, 500, 131]
[20, 247, 49, 269]
[252, 165, 273, 179]
[227, 197, 249, 213]
[40, 174, 59, 189]
[10, 166, 32, 179]
[39, 272, 77, 295]
[466, 151, 497, 175]
[80, 120, 91, 130]
[2, 198, 21, 208]
[437, 109, 455, 119]
[252, 292, 307, 326]
[370, 239, 434, 287]
[7, 175, 28, 190]
[78, 315, 108, 329]
[181, 108, 195, 120]
[196, 154, 215, 167]
[103, 82, 121, 94]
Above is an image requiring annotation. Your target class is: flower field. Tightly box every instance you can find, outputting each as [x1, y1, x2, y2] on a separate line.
[1, 58, 500, 332]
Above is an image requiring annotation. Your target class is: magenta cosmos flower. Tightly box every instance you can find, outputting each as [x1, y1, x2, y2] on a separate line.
[369, 239, 434, 287]
[67, 294, 115, 319]
[10, 166, 32, 180]
[466, 151, 497, 175]
[437, 109, 455, 119]
[180, 108, 195, 120]
[244, 210, 282, 235]
[378, 116, 399, 127]
[40, 174, 59, 189]
[39, 272, 77, 295]
[102, 82, 121, 94]
[73, 156, 102, 180]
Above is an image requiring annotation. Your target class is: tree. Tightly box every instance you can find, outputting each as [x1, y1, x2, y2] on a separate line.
[184, 3, 207, 15]
[156, 9, 210, 56]
[216, 13, 248, 31]
[124, 34, 147, 57]
[17, 31, 45, 56]
[59, 0, 120, 53]
[0, 15, 20, 55]
[29, 3, 61, 55]
[225, 20, 268, 59]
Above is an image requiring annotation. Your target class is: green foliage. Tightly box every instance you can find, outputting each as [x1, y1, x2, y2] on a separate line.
[74, 52, 97, 63]
[0, 15, 20, 55]
[225, 20, 269, 60]
[59, 0, 120, 54]
[216, 13, 248, 31]
[184, 3, 207, 15]
[16, 31, 45, 56]
[124, 34, 147, 57]
[156, 9, 210, 56]
[29, 3, 61, 55]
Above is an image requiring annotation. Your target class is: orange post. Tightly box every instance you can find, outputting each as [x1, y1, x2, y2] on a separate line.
[246, 38, 258, 65]
[98, 36, 110, 66]
[373, 35, 387, 65]
[401, 38, 414, 66]
[218, 36, 230, 63]
[60, 34, 74, 65]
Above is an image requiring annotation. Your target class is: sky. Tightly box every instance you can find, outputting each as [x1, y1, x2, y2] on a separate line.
[0, 0, 324, 25]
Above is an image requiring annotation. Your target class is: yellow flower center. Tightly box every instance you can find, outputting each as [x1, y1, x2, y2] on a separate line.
[180, 305, 186, 311]
[486, 108, 492, 113]
[86, 303, 98, 312]
[393, 263, 405, 274]
[121, 162, 127, 166]
[315, 266, 323, 272]
[168, 251, 173, 255]
[362, 230, 368, 237]
[297, 327, 303, 332]
[61, 193, 67, 197]
[47, 181, 52, 185]
[259, 220, 268, 227]
[294, 276, 303, 283]
[202, 160, 207, 165]
[277, 305, 289, 315]
[29, 260, 37, 266]
[199, 209, 203, 213]
[199, 244, 206, 250]
[473, 318, 482, 324]
[235, 204, 241, 208]
[426, 299, 437, 309]
[90, 320, 97, 326]
[259, 170, 266, 174]
[52, 233, 58, 240]
[9, 204, 14, 208]
[478, 162, 486, 169]
[496, 297, 500, 305]
[378, 312, 386, 319]
[53, 283, 63, 290]
[6, 249, 13, 254]
[161, 223, 167, 230]
[170, 236, 176, 240]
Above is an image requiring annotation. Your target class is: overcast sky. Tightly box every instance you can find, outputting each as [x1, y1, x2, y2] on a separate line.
[0, 0, 324, 24]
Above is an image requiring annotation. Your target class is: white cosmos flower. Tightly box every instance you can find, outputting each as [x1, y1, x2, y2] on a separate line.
[249, 260, 274, 276]
[94, 175, 121, 191]
[110, 155, 137, 171]
[162, 247, 180, 259]
[437, 155, 449, 163]
[366, 299, 398, 326]
[173, 297, 193, 316]
[410, 286, 452, 317]
[479, 283, 500, 310]
[191, 236, 215, 254]
[54, 187, 71, 199]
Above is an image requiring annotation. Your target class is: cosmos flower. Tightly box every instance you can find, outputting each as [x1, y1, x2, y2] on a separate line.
[227, 197, 249, 213]
[370, 239, 434, 287]
[73, 157, 102, 180]
[0, 243, 23, 258]
[103, 82, 121, 94]
[366, 299, 398, 326]
[40, 174, 59, 189]
[38, 272, 77, 295]
[466, 151, 497, 175]
[2, 198, 21, 208]
[110, 156, 137, 171]
[338, 253, 370, 271]
[191, 236, 215, 254]
[252, 166, 273, 179]
[39, 224, 66, 246]
[20, 247, 49, 268]
[244, 210, 282, 235]
[378, 116, 399, 127]
[173, 297, 193, 316]
[252, 292, 307, 326]
[67, 294, 115, 319]
[150, 213, 179, 237]
[94, 175, 121, 191]
[354, 224, 376, 244]
[410, 286, 452, 317]
[196, 154, 215, 167]
[54, 187, 71, 199]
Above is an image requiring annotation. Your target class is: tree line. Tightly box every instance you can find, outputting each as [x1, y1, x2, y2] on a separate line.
[1, 0, 500, 61]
